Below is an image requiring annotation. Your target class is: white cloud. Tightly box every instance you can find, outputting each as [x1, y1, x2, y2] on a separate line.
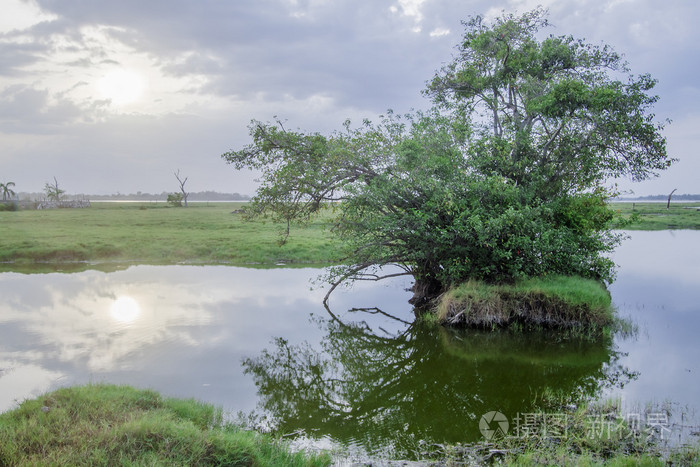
[429, 27, 450, 38]
[0, 0, 56, 34]
[391, 0, 427, 32]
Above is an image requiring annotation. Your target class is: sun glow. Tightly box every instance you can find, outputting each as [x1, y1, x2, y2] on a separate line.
[110, 296, 141, 323]
[97, 69, 145, 106]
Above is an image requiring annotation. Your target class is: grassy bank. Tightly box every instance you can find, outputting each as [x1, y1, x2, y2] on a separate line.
[0, 202, 343, 267]
[0, 384, 330, 466]
[610, 201, 700, 230]
[433, 275, 614, 330]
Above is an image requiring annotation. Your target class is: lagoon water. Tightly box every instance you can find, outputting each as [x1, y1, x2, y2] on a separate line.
[0, 230, 698, 457]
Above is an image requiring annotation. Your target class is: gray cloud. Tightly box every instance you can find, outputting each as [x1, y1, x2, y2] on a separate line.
[1, 0, 698, 196]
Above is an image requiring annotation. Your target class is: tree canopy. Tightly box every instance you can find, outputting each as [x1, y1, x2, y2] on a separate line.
[222, 9, 673, 305]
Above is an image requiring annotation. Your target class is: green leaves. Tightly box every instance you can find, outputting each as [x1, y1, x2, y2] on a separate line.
[427, 8, 672, 194]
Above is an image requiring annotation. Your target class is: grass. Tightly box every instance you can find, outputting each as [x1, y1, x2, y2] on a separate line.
[610, 202, 700, 230]
[0, 384, 330, 466]
[0, 202, 343, 267]
[1, 201, 696, 269]
[434, 275, 614, 330]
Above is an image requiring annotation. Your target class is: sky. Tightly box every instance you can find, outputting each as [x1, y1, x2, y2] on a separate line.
[1, 0, 698, 197]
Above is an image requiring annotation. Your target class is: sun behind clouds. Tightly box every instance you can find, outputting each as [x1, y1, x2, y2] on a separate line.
[97, 68, 146, 106]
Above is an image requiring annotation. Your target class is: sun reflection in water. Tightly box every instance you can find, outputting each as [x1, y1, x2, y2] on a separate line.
[110, 296, 141, 323]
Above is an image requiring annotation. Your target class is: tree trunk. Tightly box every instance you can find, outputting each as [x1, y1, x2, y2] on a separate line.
[667, 188, 677, 209]
[408, 276, 443, 308]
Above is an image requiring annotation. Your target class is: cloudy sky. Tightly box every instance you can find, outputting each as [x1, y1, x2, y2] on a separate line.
[1, 0, 698, 197]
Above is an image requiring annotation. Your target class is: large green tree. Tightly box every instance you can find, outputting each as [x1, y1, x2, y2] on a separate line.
[223, 9, 673, 305]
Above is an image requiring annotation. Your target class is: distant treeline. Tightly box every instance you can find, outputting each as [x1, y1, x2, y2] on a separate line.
[89, 191, 250, 201]
[615, 193, 700, 201]
[17, 191, 250, 201]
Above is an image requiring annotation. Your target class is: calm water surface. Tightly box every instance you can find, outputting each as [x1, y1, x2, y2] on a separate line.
[0, 230, 698, 457]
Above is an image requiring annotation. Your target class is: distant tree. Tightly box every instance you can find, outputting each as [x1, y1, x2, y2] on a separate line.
[0, 181, 16, 201]
[44, 177, 65, 202]
[174, 170, 189, 207]
[667, 188, 677, 209]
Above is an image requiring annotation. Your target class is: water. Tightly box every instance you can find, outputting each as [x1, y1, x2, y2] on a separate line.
[0, 230, 698, 458]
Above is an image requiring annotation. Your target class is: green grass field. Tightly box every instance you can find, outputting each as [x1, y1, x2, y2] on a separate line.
[1, 201, 697, 270]
[610, 201, 700, 230]
[0, 202, 343, 268]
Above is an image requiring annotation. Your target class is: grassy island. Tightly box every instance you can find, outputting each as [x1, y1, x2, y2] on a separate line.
[433, 275, 614, 330]
[0, 384, 329, 466]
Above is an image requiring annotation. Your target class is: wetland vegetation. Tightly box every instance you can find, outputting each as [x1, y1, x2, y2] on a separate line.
[0, 384, 329, 466]
[1, 7, 697, 465]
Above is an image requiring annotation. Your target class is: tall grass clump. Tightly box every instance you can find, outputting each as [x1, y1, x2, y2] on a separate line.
[0, 384, 330, 466]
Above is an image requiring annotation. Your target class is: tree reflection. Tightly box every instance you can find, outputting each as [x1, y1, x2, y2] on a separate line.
[242, 307, 636, 458]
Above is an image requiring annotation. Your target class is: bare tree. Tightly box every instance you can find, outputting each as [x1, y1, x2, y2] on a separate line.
[174, 170, 189, 207]
[667, 188, 677, 209]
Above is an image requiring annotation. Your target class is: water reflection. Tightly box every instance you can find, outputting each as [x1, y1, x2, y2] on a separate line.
[0, 230, 698, 457]
[0, 265, 337, 412]
[607, 230, 700, 412]
[110, 296, 141, 323]
[242, 308, 636, 458]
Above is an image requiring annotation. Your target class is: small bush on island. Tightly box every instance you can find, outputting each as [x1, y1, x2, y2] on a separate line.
[0, 384, 330, 466]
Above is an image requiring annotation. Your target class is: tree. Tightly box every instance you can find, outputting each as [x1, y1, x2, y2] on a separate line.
[174, 170, 189, 207]
[167, 192, 184, 207]
[44, 177, 65, 202]
[222, 9, 674, 305]
[425, 7, 672, 195]
[667, 188, 677, 209]
[0, 182, 16, 201]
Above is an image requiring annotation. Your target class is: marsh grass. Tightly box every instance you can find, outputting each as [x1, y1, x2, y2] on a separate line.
[611, 202, 700, 230]
[435, 275, 614, 330]
[0, 384, 330, 466]
[0, 202, 343, 267]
